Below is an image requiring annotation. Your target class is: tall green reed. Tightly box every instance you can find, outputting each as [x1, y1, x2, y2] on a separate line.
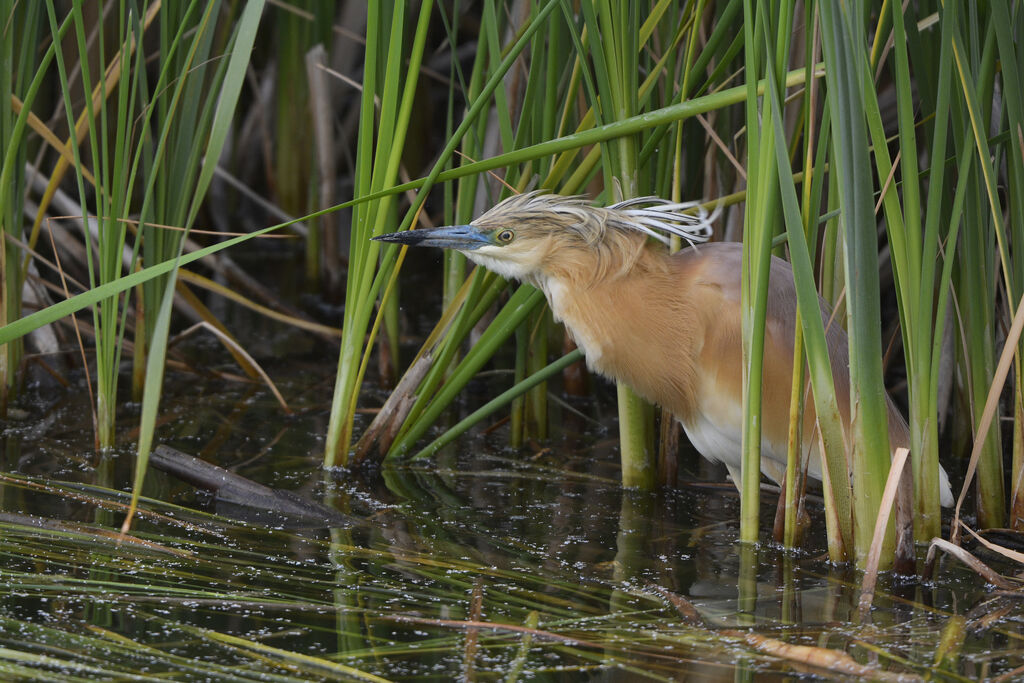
[32, 0, 263, 526]
[820, 1, 897, 564]
[125, 0, 265, 528]
[61, 1, 149, 449]
[948, 3, 1012, 530]
[992, 3, 1024, 528]
[737, 0, 782, 545]
[0, 1, 42, 414]
[762, 24, 852, 560]
[580, 0, 656, 489]
[876, 1, 965, 540]
[134, 0, 232, 399]
[327, 0, 567, 466]
[324, 0, 440, 467]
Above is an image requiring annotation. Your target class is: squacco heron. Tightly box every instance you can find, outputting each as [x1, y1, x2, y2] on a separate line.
[376, 192, 953, 506]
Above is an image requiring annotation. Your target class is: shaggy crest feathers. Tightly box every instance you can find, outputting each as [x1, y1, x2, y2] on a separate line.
[472, 191, 714, 248]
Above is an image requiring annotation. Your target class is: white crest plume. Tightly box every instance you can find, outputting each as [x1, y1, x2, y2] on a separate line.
[608, 196, 717, 248]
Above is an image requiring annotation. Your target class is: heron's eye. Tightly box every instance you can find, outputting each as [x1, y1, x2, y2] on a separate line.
[496, 229, 515, 243]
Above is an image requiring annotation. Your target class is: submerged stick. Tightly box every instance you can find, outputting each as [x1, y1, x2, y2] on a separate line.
[151, 445, 356, 528]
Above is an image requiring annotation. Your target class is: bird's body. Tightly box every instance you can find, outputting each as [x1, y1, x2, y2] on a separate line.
[376, 192, 953, 506]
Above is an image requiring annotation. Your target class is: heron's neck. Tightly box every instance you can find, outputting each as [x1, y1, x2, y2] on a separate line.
[538, 246, 702, 421]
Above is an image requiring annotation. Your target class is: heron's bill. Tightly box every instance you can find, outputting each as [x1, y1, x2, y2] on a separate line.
[373, 225, 489, 250]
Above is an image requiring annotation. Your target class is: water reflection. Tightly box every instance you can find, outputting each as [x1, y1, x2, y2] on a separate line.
[0, 370, 1018, 680]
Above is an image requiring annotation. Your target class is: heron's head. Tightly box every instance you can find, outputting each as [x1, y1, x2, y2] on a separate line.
[373, 192, 713, 286]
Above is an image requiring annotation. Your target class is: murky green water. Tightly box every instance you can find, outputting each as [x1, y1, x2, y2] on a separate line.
[1, 341, 1021, 680]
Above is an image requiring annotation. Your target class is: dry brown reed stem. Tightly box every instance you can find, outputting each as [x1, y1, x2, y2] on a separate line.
[859, 447, 909, 618]
[959, 523, 1024, 565]
[924, 538, 1017, 590]
[723, 631, 924, 682]
[353, 354, 433, 463]
[169, 321, 291, 413]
